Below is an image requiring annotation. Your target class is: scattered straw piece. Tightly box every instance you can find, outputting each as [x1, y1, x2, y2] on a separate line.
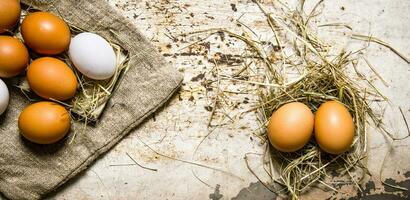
[352, 34, 410, 64]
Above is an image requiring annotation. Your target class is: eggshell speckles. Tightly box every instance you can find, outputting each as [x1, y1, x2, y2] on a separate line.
[314, 101, 355, 154]
[18, 101, 70, 144]
[267, 102, 314, 152]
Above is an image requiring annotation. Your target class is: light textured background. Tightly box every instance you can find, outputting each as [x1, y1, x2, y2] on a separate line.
[21, 0, 410, 199]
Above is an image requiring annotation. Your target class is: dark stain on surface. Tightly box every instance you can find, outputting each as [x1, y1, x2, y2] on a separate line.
[232, 182, 276, 200]
[230, 3, 238, 12]
[405, 171, 410, 178]
[209, 184, 223, 200]
[347, 172, 410, 200]
[206, 15, 215, 20]
[204, 105, 213, 112]
[362, 180, 376, 197]
[383, 178, 410, 197]
[191, 73, 205, 82]
[349, 193, 408, 200]
[211, 53, 244, 65]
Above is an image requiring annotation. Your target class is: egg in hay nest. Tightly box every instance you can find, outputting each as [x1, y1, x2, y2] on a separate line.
[267, 102, 314, 152]
[314, 101, 355, 154]
[27, 57, 78, 101]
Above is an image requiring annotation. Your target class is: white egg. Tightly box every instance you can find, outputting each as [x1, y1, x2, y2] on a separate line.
[0, 79, 9, 115]
[68, 32, 116, 80]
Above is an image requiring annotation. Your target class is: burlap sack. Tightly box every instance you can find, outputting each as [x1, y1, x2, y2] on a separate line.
[0, 0, 182, 199]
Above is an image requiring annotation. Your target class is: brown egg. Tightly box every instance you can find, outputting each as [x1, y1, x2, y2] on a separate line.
[27, 57, 77, 100]
[0, 0, 21, 33]
[21, 12, 71, 55]
[0, 36, 29, 78]
[267, 102, 314, 152]
[314, 101, 355, 154]
[18, 101, 70, 144]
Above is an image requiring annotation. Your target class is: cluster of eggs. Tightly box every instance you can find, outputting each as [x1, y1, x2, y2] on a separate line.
[0, 0, 117, 144]
[267, 101, 355, 154]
